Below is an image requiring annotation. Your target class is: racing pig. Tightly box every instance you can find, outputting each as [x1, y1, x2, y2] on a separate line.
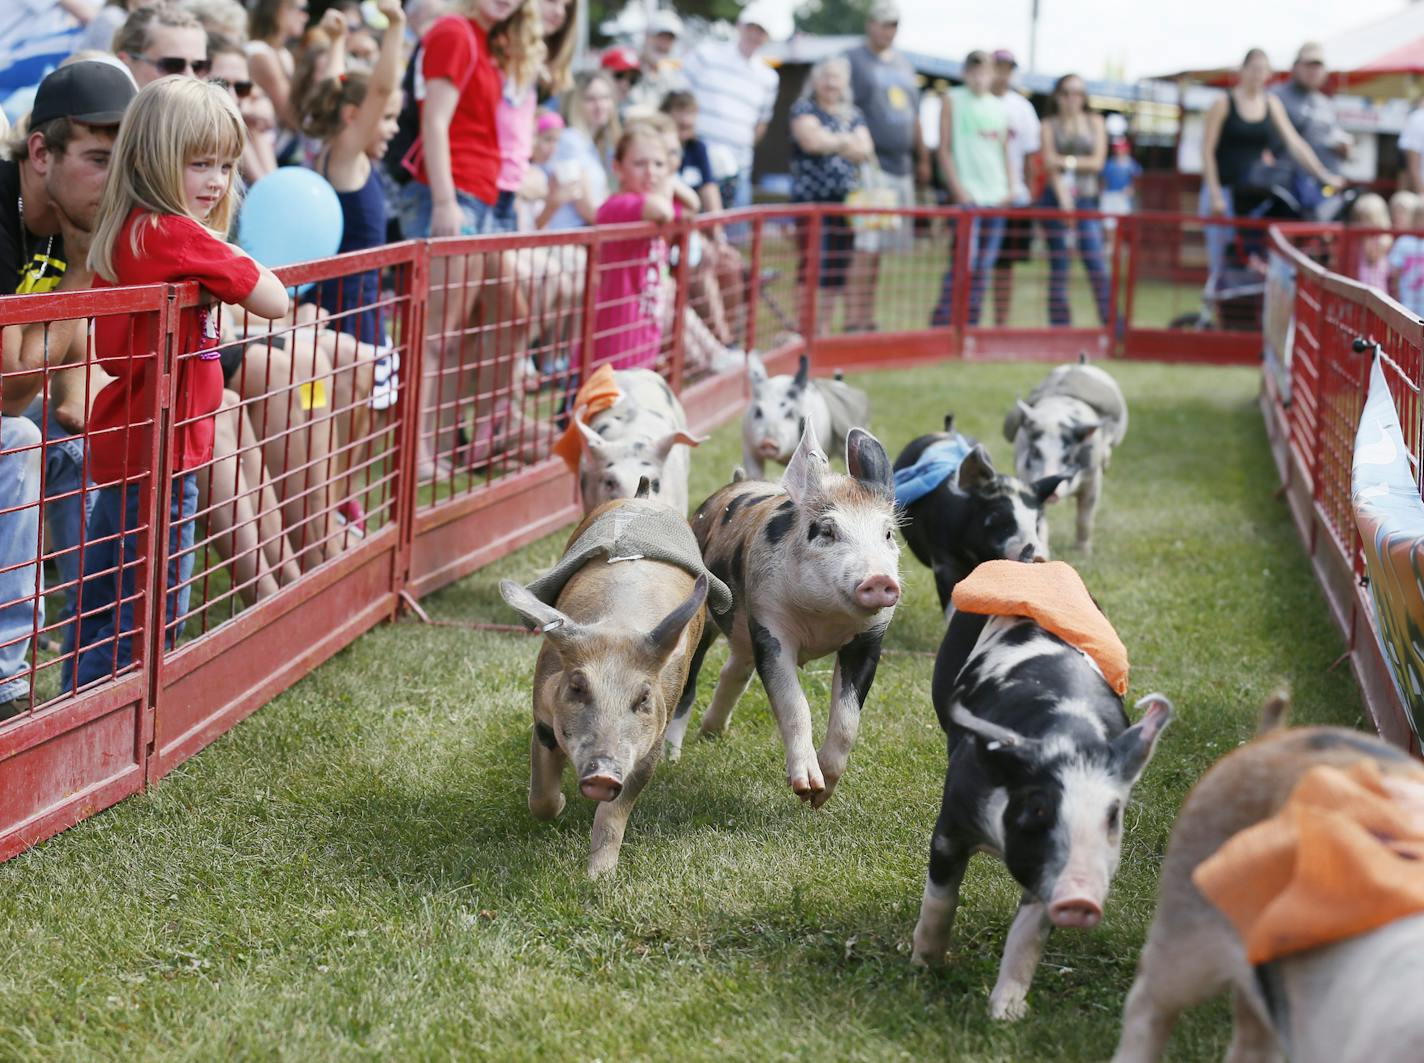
[674, 423, 900, 806]
[741, 353, 869, 479]
[912, 572, 1172, 1020]
[576, 368, 703, 515]
[499, 497, 717, 877]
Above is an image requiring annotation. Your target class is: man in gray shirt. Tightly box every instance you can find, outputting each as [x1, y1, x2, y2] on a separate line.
[1273, 41, 1352, 209]
[842, 0, 926, 331]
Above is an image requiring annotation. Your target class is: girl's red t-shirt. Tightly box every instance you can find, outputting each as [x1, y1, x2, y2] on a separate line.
[413, 15, 501, 205]
[88, 208, 259, 484]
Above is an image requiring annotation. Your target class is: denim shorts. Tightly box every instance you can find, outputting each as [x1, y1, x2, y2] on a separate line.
[397, 182, 496, 238]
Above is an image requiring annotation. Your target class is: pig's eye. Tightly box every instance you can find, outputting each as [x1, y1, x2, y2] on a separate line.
[1017, 791, 1053, 833]
[604, 477, 619, 492]
[809, 520, 837, 543]
[567, 671, 590, 699]
[752, 404, 763, 419]
[884, 526, 893, 542]
[1106, 802, 1122, 832]
[631, 686, 652, 714]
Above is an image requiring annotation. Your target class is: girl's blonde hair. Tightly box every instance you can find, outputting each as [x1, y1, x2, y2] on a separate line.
[539, 0, 575, 97]
[90, 77, 246, 282]
[613, 122, 666, 162]
[1351, 192, 1390, 229]
[487, 0, 547, 94]
[563, 70, 619, 161]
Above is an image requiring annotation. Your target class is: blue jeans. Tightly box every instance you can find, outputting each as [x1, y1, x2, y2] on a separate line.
[932, 209, 1006, 326]
[488, 189, 518, 234]
[1041, 192, 1111, 326]
[1200, 183, 1236, 282]
[0, 416, 42, 703]
[62, 474, 198, 693]
[397, 181, 495, 238]
[24, 398, 93, 647]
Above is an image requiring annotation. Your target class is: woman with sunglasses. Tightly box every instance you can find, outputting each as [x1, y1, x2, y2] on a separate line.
[113, 2, 211, 87]
[208, 34, 276, 182]
[1038, 73, 1109, 326]
[246, 0, 311, 131]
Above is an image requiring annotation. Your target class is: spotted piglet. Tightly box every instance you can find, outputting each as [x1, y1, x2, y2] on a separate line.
[673, 423, 900, 806]
[912, 562, 1171, 1020]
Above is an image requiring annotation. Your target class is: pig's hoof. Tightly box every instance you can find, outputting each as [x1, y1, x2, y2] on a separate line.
[809, 777, 839, 809]
[664, 742, 683, 762]
[529, 793, 565, 820]
[787, 757, 826, 801]
[587, 852, 620, 879]
[988, 988, 1029, 1022]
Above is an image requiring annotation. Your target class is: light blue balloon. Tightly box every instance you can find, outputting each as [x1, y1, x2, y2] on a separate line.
[237, 166, 344, 295]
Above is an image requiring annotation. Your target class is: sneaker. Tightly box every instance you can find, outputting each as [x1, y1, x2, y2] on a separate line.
[0, 697, 27, 722]
[369, 350, 400, 412]
[705, 347, 746, 374]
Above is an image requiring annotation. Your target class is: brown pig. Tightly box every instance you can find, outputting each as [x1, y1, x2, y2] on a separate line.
[499, 497, 719, 878]
[1112, 695, 1424, 1062]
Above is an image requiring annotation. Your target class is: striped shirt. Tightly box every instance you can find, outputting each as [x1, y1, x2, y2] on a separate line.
[681, 39, 779, 176]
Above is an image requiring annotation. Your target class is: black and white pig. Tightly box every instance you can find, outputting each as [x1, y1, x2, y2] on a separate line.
[674, 423, 899, 806]
[894, 417, 1065, 613]
[741, 353, 869, 479]
[912, 605, 1172, 1020]
[1002, 358, 1128, 552]
[576, 368, 704, 515]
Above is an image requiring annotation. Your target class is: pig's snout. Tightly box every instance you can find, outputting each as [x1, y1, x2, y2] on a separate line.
[1048, 894, 1103, 929]
[579, 761, 623, 802]
[855, 574, 901, 610]
[756, 438, 783, 459]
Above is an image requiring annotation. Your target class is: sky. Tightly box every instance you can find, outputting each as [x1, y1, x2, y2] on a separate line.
[867, 0, 1409, 80]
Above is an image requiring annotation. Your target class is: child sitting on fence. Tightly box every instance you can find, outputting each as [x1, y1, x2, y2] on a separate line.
[1350, 193, 1392, 293]
[66, 77, 288, 691]
[1390, 198, 1424, 319]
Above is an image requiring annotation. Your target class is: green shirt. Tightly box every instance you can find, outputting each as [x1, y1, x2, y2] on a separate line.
[949, 86, 1009, 206]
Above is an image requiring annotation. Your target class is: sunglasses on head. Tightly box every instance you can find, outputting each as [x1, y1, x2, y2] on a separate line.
[208, 76, 254, 98]
[143, 54, 212, 76]
[1300, 58, 1325, 67]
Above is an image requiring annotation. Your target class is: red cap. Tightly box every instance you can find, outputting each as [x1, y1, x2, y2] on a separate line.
[600, 45, 640, 73]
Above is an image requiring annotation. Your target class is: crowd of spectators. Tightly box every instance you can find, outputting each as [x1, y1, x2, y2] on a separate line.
[0, 0, 1405, 716]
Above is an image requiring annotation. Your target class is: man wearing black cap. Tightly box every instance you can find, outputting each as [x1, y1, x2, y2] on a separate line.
[0, 60, 137, 299]
[0, 60, 136, 722]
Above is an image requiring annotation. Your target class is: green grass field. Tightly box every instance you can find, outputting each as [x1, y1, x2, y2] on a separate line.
[0, 361, 1365, 1061]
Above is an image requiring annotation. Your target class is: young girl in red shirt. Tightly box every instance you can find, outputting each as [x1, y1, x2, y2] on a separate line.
[65, 76, 288, 691]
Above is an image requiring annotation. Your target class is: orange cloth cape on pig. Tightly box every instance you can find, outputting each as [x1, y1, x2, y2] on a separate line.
[950, 559, 1129, 696]
[1193, 760, 1424, 965]
[552, 364, 622, 472]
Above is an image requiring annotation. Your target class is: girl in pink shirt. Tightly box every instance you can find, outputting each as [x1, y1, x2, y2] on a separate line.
[592, 126, 683, 370]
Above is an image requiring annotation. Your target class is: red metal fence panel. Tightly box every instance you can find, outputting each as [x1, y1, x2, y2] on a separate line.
[4, 201, 1423, 864]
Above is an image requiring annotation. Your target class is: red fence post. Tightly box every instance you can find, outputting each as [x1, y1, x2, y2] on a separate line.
[668, 218, 691, 396]
[1106, 213, 1125, 355]
[800, 209, 822, 357]
[745, 213, 764, 354]
[578, 236, 601, 380]
[391, 241, 427, 599]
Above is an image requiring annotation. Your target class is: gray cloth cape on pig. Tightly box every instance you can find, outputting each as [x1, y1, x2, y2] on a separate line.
[1001, 363, 1129, 447]
[812, 378, 872, 454]
[525, 499, 733, 617]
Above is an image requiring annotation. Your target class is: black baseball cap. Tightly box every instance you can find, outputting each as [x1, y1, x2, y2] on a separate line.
[30, 61, 138, 127]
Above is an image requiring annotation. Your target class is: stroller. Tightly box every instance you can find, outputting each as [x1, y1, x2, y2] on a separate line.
[1170, 183, 1358, 332]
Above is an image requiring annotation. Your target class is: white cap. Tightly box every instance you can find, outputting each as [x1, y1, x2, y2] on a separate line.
[737, 0, 793, 41]
[648, 9, 683, 36]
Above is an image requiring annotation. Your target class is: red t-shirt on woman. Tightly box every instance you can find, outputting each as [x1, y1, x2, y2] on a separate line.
[88, 209, 259, 485]
[413, 15, 501, 205]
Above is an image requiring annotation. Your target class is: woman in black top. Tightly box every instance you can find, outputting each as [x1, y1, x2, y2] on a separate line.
[1199, 48, 1341, 277]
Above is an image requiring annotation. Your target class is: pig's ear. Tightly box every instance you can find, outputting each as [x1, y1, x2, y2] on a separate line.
[782, 420, 828, 505]
[653, 429, 706, 461]
[1112, 693, 1174, 785]
[1032, 474, 1067, 505]
[846, 428, 893, 499]
[747, 353, 768, 390]
[951, 704, 1036, 781]
[956, 445, 998, 491]
[634, 476, 652, 498]
[646, 574, 708, 662]
[792, 353, 810, 391]
[943, 412, 956, 434]
[1003, 399, 1034, 442]
[500, 579, 580, 645]
[1072, 422, 1100, 445]
[574, 412, 606, 453]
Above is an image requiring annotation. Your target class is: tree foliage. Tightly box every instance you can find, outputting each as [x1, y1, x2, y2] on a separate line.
[794, 0, 871, 36]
